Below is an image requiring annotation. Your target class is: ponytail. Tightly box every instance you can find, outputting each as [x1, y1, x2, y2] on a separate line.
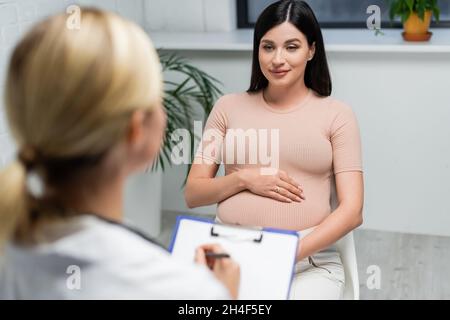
[1, 8, 164, 247]
[0, 161, 28, 249]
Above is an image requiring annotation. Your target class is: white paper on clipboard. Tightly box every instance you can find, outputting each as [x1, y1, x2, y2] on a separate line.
[169, 215, 299, 300]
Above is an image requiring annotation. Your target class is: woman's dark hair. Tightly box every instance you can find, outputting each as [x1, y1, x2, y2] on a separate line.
[248, 0, 331, 96]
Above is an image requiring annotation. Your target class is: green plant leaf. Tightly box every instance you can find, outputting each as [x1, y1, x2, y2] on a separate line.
[433, 7, 440, 22]
[155, 52, 223, 186]
[401, 11, 411, 23]
[388, 0, 396, 21]
[406, 0, 414, 12]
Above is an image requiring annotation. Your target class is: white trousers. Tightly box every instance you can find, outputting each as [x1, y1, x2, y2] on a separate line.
[214, 217, 345, 300]
[289, 244, 345, 300]
[289, 227, 345, 300]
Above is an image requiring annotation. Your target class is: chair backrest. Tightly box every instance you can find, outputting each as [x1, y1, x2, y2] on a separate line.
[330, 176, 360, 300]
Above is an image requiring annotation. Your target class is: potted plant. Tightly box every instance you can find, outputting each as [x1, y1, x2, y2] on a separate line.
[154, 53, 222, 175]
[125, 53, 222, 237]
[389, 0, 440, 41]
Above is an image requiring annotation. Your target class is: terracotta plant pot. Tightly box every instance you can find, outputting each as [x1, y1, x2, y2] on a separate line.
[402, 10, 432, 41]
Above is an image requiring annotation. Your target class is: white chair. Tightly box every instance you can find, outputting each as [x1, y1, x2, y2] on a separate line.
[330, 176, 360, 300]
[335, 231, 359, 300]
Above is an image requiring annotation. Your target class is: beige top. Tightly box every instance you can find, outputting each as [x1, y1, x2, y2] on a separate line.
[195, 89, 363, 231]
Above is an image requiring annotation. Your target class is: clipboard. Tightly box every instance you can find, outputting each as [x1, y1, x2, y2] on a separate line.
[169, 215, 299, 300]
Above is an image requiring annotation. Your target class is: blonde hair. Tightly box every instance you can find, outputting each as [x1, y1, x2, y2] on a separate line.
[0, 8, 163, 246]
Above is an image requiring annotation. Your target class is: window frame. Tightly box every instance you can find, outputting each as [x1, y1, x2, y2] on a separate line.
[236, 0, 450, 29]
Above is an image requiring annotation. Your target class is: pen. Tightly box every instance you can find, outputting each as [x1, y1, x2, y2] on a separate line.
[205, 252, 231, 259]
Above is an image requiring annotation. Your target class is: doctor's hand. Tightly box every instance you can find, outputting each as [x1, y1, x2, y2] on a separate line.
[238, 168, 305, 203]
[195, 244, 240, 300]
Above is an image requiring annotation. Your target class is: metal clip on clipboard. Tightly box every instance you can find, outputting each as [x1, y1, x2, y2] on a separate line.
[210, 225, 263, 243]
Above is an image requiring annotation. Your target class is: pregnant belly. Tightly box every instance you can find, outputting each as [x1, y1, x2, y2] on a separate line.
[217, 190, 330, 231]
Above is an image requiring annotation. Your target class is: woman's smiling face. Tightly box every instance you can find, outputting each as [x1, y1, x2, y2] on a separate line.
[258, 21, 315, 88]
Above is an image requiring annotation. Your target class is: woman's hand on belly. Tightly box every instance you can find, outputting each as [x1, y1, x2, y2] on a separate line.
[238, 168, 305, 203]
[218, 190, 329, 230]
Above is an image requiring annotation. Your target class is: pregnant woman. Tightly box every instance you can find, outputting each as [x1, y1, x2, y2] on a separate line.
[185, 0, 364, 299]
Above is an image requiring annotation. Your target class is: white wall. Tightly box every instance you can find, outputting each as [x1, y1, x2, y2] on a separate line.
[145, 0, 236, 32]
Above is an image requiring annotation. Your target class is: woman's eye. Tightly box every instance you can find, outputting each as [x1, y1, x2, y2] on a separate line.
[286, 46, 298, 51]
[263, 45, 274, 51]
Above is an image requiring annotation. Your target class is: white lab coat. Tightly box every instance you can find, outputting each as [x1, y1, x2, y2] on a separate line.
[0, 215, 230, 299]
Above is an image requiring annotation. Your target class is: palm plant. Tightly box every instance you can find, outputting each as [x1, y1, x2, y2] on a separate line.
[149, 53, 222, 182]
